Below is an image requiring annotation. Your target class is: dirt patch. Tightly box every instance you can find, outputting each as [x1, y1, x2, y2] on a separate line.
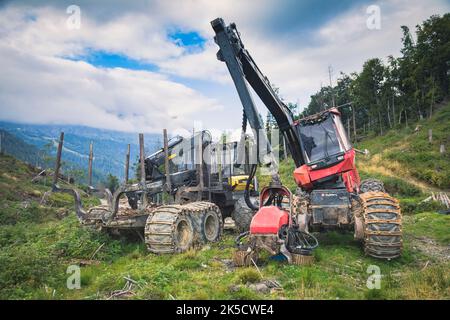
[230, 279, 282, 294]
[409, 235, 450, 262]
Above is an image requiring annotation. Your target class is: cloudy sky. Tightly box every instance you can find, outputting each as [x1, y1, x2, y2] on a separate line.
[0, 0, 449, 137]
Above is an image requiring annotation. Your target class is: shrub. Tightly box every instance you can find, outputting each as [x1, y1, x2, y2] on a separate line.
[236, 268, 261, 284]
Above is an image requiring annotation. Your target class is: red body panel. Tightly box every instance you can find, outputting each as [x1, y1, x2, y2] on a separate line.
[293, 149, 360, 192]
[250, 206, 289, 234]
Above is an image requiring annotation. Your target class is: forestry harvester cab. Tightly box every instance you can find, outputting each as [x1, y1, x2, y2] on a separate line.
[211, 18, 402, 265]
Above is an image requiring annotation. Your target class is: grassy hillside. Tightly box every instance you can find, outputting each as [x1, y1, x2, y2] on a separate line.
[356, 101, 450, 191]
[0, 153, 449, 300]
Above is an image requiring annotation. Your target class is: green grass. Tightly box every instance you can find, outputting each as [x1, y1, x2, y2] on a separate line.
[0, 122, 449, 301]
[356, 101, 450, 190]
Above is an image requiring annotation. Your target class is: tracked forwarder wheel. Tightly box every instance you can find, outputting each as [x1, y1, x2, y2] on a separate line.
[144, 205, 194, 254]
[232, 197, 256, 233]
[187, 202, 223, 243]
[145, 202, 223, 254]
[360, 179, 385, 193]
[359, 191, 402, 260]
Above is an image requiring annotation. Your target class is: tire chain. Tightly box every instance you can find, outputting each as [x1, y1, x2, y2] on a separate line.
[144, 201, 223, 254]
[359, 191, 402, 259]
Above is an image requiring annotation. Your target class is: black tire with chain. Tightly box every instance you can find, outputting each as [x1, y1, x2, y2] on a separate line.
[360, 179, 385, 193]
[144, 202, 223, 254]
[359, 191, 402, 260]
[232, 197, 256, 233]
[188, 202, 223, 243]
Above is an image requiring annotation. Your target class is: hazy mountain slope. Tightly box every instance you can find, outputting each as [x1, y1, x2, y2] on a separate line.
[0, 122, 162, 183]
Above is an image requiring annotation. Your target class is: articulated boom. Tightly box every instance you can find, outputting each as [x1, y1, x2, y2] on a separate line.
[212, 18, 402, 264]
[211, 18, 358, 193]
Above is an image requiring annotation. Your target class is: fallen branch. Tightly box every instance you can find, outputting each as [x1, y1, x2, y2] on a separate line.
[71, 259, 101, 266]
[89, 243, 105, 260]
[31, 169, 47, 183]
[421, 260, 430, 271]
[251, 258, 263, 278]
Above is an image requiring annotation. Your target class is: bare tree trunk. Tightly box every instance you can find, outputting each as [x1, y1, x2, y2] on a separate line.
[53, 132, 64, 187]
[347, 118, 351, 140]
[387, 101, 392, 128]
[124, 144, 130, 184]
[420, 89, 424, 120]
[163, 129, 172, 199]
[392, 95, 395, 126]
[352, 106, 356, 140]
[139, 133, 145, 184]
[378, 111, 383, 135]
[405, 110, 408, 128]
[88, 142, 93, 187]
[430, 77, 435, 119]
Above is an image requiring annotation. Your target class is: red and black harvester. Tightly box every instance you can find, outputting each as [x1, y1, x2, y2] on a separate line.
[211, 18, 402, 265]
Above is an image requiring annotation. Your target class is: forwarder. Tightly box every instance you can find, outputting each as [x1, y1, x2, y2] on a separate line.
[52, 130, 257, 254]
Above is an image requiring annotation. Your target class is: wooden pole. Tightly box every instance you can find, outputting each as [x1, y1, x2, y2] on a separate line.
[139, 133, 145, 184]
[139, 133, 148, 208]
[163, 129, 172, 194]
[124, 144, 130, 184]
[428, 129, 433, 144]
[88, 141, 93, 187]
[218, 144, 222, 190]
[197, 132, 204, 201]
[53, 132, 64, 187]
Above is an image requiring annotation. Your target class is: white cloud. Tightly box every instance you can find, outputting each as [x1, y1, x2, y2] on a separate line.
[0, 0, 448, 134]
[219, 0, 450, 110]
[0, 43, 222, 133]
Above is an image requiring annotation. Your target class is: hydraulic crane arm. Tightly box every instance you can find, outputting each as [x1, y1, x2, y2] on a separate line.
[211, 18, 305, 168]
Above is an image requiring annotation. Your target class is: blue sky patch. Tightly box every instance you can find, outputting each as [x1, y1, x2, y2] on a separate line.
[168, 30, 206, 51]
[65, 50, 159, 72]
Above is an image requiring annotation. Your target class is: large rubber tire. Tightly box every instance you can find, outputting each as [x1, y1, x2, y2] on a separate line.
[144, 205, 194, 254]
[360, 179, 385, 193]
[184, 202, 223, 243]
[359, 191, 402, 260]
[232, 197, 256, 233]
[144, 202, 223, 254]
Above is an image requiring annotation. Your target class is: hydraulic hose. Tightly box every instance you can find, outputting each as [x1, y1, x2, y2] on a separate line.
[244, 163, 259, 211]
[286, 228, 319, 254]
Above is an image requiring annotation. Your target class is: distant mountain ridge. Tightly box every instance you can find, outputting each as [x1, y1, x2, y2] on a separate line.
[0, 122, 162, 184]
